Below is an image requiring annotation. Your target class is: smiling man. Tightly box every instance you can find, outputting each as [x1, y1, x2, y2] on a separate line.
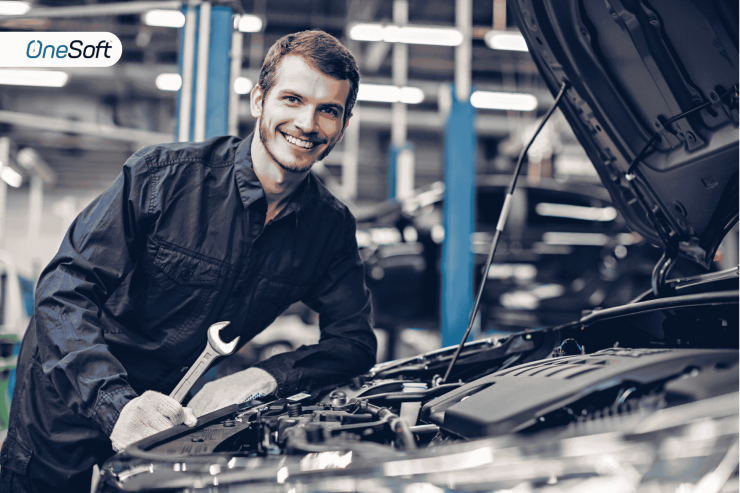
[0, 31, 376, 493]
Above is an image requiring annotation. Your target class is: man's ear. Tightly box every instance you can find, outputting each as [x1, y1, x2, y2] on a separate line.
[250, 84, 264, 119]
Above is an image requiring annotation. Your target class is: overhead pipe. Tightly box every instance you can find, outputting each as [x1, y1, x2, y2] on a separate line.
[193, 1, 211, 141]
[178, 1, 198, 142]
[389, 0, 414, 201]
[0, 137, 9, 249]
[17, 148, 56, 276]
[228, 26, 244, 136]
[455, 0, 472, 102]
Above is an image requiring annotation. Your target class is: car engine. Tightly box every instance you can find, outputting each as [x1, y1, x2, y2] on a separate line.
[97, 282, 738, 492]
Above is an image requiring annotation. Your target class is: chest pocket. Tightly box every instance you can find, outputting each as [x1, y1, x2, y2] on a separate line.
[154, 244, 220, 285]
[137, 242, 222, 351]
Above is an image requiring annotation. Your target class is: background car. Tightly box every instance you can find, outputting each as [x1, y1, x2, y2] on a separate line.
[356, 177, 712, 337]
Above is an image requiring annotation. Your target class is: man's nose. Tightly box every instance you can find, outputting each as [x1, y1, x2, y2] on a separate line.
[294, 106, 317, 132]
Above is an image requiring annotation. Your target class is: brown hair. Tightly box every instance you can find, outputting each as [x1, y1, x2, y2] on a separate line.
[258, 30, 360, 124]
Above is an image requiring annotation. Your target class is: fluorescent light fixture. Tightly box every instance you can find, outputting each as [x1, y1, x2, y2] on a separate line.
[470, 90, 538, 111]
[543, 232, 610, 246]
[143, 9, 185, 28]
[0, 1, 31, 15]
[237, 14, 263, 33]
[349, 23, 463, 46]
[156, 73, 182, 91]
[233, 77, 253, 95]
[369, 227, 402, 245]
[484, 30, 528, 52]
[0, 162, 22, 188]
[0, 70, 68, 87]
[535, 203, 618, 221]
[357, 84, 424, 104]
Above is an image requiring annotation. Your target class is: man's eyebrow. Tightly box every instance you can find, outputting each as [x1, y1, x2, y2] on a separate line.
[277, 89, 304, 99]
[319, 102, 345, 112]
[277, 89, 344, 112]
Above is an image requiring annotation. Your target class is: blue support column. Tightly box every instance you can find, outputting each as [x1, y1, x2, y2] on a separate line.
[176, 4, 232, 141]
[205, 7, 231, 138]
[441, 84, 477, 347]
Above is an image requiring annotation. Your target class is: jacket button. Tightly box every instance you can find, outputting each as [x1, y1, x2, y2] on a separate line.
[180, 270, 191, 281]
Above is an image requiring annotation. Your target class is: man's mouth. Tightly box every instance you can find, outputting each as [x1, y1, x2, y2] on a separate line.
[281, 132, 316, 150]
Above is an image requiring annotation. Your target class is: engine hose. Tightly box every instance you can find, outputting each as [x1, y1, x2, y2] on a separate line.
[390, 416, 417, 451]
[365, 403, 417, 450]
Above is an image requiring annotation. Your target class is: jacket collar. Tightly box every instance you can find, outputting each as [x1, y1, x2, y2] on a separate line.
[234, 132, 311, 223]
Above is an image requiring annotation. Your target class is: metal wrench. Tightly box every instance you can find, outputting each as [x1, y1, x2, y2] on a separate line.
[169, 321, 240, 403]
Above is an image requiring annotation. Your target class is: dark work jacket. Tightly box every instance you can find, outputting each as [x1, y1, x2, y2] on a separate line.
[0, 133, 376, 487]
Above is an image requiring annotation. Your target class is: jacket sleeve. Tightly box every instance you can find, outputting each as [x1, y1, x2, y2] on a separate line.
[33, 151, 153, 436]
[254, 213, 377, 397]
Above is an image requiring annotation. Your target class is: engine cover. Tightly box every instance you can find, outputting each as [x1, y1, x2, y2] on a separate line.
[422, 347, 738, 438]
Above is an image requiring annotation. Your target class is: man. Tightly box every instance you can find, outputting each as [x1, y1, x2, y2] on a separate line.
[0, 30, 376, 492]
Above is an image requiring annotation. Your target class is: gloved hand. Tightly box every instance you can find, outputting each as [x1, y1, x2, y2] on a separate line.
[188, 367, 277, 417]
[110, 391, 197, 452]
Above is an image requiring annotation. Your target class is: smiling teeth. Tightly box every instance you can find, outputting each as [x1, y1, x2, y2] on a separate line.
[284, 133, 314, 149]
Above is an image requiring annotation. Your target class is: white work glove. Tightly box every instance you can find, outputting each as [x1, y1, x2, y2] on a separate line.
[110, 391, 198, 452]
[188, 367, 278, 417]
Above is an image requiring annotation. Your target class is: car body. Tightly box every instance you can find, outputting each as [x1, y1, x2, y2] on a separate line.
[96, 1, 738, 491]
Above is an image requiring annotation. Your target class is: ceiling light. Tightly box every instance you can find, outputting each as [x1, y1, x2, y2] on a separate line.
[0, 70, 68, 87]
[470, 91, 537, 111]
[142, 9, 186, 28]
[237, 14, 263, 33]
[349, 24, 385, 42]
[234, 77, 253, 95]
[484, 30, 529, 52]
[349, 23, 463, 46]
[0, 162, 22, 188]
[156, 73, 181, 91]
[357, 84, 424, 104]
[0, 1, 31, 15]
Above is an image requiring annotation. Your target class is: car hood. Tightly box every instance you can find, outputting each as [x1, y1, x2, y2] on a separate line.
[509, 0, 738, 268]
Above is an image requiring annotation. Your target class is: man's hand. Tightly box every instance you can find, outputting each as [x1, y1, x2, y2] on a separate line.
[188, 368, 278, 417]
[110, 391, 198, 452]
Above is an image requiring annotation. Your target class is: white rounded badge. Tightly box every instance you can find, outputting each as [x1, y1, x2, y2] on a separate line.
[0, 32, 123, 67]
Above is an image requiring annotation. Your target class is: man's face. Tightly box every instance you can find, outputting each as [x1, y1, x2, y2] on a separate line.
[251, 56, 351, 174]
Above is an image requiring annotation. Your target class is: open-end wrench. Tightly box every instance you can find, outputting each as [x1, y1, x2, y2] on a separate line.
[169, 321, 240, 403]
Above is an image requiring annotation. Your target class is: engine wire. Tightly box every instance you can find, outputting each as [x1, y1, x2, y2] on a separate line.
[442, 80, 571, 384]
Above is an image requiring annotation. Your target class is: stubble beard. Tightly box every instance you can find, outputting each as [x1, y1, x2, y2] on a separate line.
[258, 114, 339, 174]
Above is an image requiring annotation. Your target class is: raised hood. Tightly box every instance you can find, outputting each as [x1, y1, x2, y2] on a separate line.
[509, 0, 738, 268]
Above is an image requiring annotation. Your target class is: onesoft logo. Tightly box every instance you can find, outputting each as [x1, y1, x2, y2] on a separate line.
[0, 32, 122, 67]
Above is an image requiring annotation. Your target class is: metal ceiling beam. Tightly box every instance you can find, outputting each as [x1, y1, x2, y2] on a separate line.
[0, 1, 182, 19]
[0, 110, 173, 145]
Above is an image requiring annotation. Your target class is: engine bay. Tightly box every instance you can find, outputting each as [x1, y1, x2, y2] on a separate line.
[98, 284, 738, 492]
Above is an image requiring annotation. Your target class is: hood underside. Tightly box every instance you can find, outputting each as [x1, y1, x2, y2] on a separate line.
[510, 0, 739, 268]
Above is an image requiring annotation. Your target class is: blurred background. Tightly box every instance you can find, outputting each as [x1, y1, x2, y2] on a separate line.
[0, 0, 737, 407]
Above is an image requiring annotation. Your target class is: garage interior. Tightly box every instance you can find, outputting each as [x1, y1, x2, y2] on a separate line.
[0, 1, 738, 489]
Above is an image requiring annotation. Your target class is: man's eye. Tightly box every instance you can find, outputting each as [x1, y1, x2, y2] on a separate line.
[284, 96, 299, 103]
[322, 107, 339, 117]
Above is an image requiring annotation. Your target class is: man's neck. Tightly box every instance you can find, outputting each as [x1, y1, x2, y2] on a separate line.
[250, 130, 309, 209]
